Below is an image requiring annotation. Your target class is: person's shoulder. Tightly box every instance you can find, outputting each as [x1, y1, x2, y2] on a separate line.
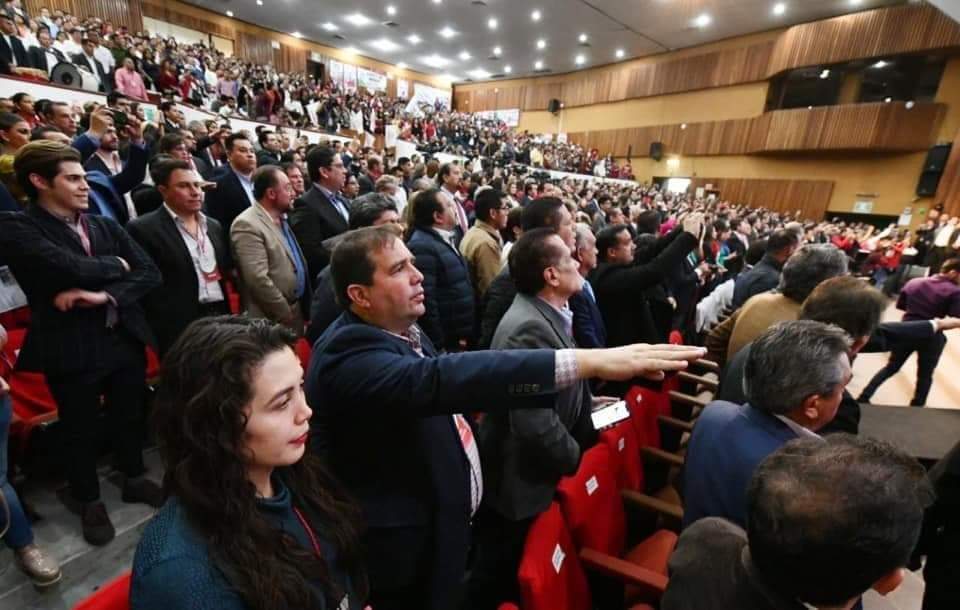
[134, 498, 209, 571]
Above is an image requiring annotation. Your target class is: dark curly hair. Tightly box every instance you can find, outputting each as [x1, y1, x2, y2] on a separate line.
[154, 315, 368, 608]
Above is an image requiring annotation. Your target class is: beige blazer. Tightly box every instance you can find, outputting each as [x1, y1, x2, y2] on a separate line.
[230, 203, 305, 332]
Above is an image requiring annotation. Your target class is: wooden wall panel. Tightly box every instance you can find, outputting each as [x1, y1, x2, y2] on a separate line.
[25, 0, 143, 31]
[567, 102, 944, 157]
[141, 0, 232, 37]
[273, 44, 307, 74]
[689, 177, 834, 221]
[454, 4, 960, 112]
[236, 31, 273, 67]
[936, 128, 960, 216]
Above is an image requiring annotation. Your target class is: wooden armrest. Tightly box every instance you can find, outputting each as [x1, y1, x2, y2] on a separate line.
[658, 414, 694, 433]
[642, 446, 684, 467]
[621, 489, 683, 521]
[677, 371, 719, 392]
[691, 358, 720, 373]
[669, 390, 709, 409]
[580, 548, 668, 598]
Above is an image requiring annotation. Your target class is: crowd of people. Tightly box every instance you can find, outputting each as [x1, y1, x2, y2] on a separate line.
[0, 2, 958, 609]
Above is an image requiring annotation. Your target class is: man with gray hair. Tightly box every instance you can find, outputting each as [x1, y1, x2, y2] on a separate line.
[706, 244, 848, 365]
[682, 320, 853, 529]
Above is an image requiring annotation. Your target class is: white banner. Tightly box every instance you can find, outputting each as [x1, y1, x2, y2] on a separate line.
[385, 124, 400, 148]
[473, 108, 520, 127]
[408, 83, 452, 113]
[329, 60, 344, 86]
[397, 78, 409, 100]
[343, 64, 358, 92]
[357, 67, 387, 92]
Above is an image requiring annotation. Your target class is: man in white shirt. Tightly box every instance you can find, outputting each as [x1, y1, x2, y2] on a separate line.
[55, 26, 82, 57]
[87, 30, 114, 74]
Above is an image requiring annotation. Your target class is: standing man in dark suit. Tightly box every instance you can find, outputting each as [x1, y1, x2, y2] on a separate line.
[731, 229, 799, 309]
[306, 226, 706, 610]
[0, 141, 163, 546]
[468, 228, 600, 608]
[0, 11, 28, 69]
[203, 132, 257, 233]
[569, 222, 606, 348]
[255, 129, 282, 167]
[437, 162, 469, 245]
[126, 159, 231, 356]
[71, 37, 111, 94]
[682, 320, 852, 530]
[289, 145, 349, 283]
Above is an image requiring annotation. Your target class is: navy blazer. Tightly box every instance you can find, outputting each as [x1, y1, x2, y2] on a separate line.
[681, 401, 799, 529]
[569, 285, 606, 349]
[306, 310, 556, 609]
[203, 169, 253, 234]
[407, 227, 476, 350]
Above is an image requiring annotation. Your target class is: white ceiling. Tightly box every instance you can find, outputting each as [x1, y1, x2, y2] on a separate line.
[182, 0, 912, 83]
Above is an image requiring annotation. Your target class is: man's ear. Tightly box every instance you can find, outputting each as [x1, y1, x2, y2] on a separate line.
[346, 284, 370, 310]
[871, 567, 904, 596]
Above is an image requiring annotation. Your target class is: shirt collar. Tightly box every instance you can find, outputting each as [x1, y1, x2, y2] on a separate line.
[232, 168, 253, 184]
[163, 203, 207, 228]
[537, 296, 575, 337]
[385, 324, 423, 355]
[773, 413, 821, 439]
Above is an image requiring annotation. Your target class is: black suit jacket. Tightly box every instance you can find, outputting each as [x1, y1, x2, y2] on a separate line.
[306, 310, 556, 609]
[27, 44, 65, 72]
[0, 206, 160, 377]
[289, 186, 349, 282]
[83, 153, 112, 176]
[191, 155, 212, 180]
[71, 52, 111, 93]
[203, 169, 253, 233]
[0, 34, 28, 68]
[126, 208, 232, 355]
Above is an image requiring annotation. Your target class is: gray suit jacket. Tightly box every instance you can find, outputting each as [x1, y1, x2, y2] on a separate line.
[479, 293, 595, 520]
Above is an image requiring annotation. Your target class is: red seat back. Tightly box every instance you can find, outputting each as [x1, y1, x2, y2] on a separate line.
[598, 419, 643, 492]
[294, 337, 312, 371]
[556, 444, 626, 558]
[73, 571, 131, 610]
[516, 503, 591, 610]
[624, 387, 662, 450]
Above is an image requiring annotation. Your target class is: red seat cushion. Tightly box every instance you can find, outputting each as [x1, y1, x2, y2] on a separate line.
[516, 503, 591, 610]
[624, 530, 678, 603]
[74, 570, 131, 610]
[598, 420, 644, 492]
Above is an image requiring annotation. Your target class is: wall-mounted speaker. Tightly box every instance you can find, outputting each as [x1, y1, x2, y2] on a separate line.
[917, 144, 952, 197]
[547, 98, 561, 114]
[649, 141, 663, 161]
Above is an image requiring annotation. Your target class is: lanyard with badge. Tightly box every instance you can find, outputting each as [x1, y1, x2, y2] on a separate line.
[180, 221, 221, 283]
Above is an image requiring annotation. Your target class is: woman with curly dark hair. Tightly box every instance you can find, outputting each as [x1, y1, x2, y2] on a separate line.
[131, 316, 368, 609]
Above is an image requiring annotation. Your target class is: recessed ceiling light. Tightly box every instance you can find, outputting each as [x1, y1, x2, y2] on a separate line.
[369, 38, 402, 52]
[386, 5, 396, 15]
[772, 3, 786, 16]
[493, 46, 502, 56]
[407, 34, 422, 44]
[397, 62, 408, 69]
[256, 0, 263, 5]
[807, 105, 813, 110]
[292, 31, 303, 38]
[578, 33, 587, 43]
[344, 13, 373, 26]
[343, 46, 360, 54]
[438, 26, 457, 38]
[226, 10, 234, 17]
[321, 22, 339, 31]
[884, 97, 893, 103]
[615, 48, 625, 58]
[820, 69, 830, 79]
[849, 0, 863, 5]
[433, 0, 442, 4]
[536, 39, 546, 49]
[575, 54, 585, 65]
[488, 17, 498, 30]
[534, 60, 544, 70]
[680, 123, 687, 129]
[906, 100, 915, 109]
[468, 68, 492, 79]
[873, 60, 888, 68]
[421, 53, 452, 68]
[531, 9, 541, 21]
[693, 13, 712, 28]
[458, 50, 471, 60]
[504, 64, 512, 73]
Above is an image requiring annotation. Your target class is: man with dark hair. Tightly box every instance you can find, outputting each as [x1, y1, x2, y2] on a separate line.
[468, 227, 598, 608]
[256, 129, 282, 167]
[0, 10, 28, 68]
[859, 257, 960, 406]
[71, 36, 110, 93]
[569, 222, 606, 348]
[731, 229, 799, 309]
[460, 188, 508, 298]
[42, 101, 76, 136]
[437, 161, 468, 241]
[397, 155, 414, 194]
[231, 165, 308, 333]
[0, 140, 162, 546]
[664, 435, 933, 610]
[290, 145, 350, 283]
[126, 158, 231, 355]
[683, 320, 853, 529]
[203, 132, 257, 232]
[407, 188, 475, 351]
[307, 224, 705, 610]
[590, 214, 703, 347]
[358, 154, 382, 196]
[478, 197, 575, 348]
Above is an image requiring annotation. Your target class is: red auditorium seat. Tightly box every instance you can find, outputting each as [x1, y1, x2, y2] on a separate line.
[555, 445, 676, 606]
[73, 570, 131, 610]
[225, 280, 241, 315]
[1, 328, 58, 457]
[294, 337, 312, 371]
[598, 419, 644, 492]
[513, 502, 591, 610]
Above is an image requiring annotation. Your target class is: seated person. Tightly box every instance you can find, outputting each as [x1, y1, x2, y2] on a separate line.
[682, 320, 852, 529]
[665, 434, 933, 610]
[131, 316, 368, 609]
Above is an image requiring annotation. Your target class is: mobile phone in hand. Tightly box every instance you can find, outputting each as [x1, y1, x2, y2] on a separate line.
[591, 400, 630, 430]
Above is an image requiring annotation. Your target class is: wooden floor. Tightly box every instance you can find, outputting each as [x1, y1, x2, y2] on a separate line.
[850, 302, 960, 409]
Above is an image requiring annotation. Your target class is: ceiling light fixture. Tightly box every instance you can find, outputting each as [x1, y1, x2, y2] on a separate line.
[321, 22, 339, 31]
[906, 100, 915, 109]
[421, 53, 452, 68]
[531, 9, 541, 21]
[772, 3, 786, 16]
[344, 13, 373, 26]
[536, 39, 546, 49]
[292, 31, 303, 38]
[468, 68, 492, 79]
[493, 46, 502, 56]
[578, 33, 588, 43]
[534, 60, 544, 70]
[693, 13, 712, 28]
[459, 50, 471, 60]
[369, 38, 402, 52]
[256, 0, 263, 5]
[873, 60, 888, 68]
[407, 33, 422, 44]
[397, 62, 408, 69]
[820, 69, 830, 79]
[488, 17, 498, 30]
[849, 0, 863, 5]
[438, 26, 457, 38]
[575, 54, 585, 65]
[615, 48, 625, 58]
[387, 5, 397, 16]
[680, 123, 687, 129]
[343, 46, 360, 54]
[504, 65, 512, 73]
[226, 10, 234, 17]
[884, 97, 893, 103]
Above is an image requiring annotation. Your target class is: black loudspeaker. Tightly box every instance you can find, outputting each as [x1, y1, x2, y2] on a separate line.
[650, 141, 663, 161]
[917, 143, 952, 197]
[547, 98, 561, 114]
